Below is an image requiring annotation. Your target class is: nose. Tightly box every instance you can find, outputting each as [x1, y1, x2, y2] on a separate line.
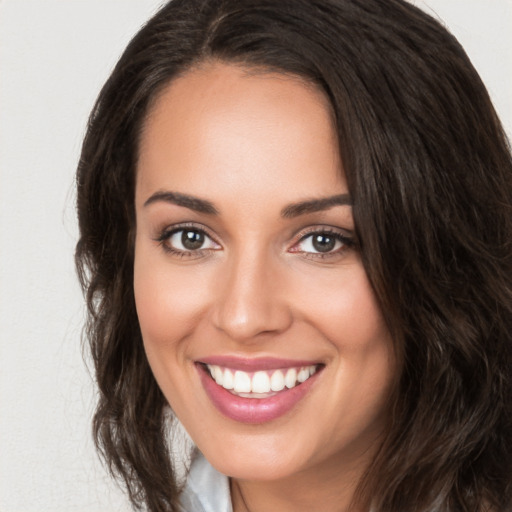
[211, 249, 293, 342]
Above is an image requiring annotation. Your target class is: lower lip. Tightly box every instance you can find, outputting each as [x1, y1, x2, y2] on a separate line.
[197, 364, 321, 424]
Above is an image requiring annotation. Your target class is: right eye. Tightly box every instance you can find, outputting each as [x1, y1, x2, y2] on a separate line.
[157, 227, 221, 256]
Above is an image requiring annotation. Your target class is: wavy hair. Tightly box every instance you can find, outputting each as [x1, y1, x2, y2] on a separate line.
[75, 0, 512, 510]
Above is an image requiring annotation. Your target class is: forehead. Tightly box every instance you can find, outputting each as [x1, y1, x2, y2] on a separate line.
[136, 62, 346, 208]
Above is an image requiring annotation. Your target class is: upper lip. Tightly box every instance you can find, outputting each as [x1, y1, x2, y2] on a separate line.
[197, 355, 322, 371]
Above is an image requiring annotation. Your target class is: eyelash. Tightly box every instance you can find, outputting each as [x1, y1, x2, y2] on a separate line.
[154, 224, 355, 260]
[155, 223, 220, 259]
[290, 227, 355, 260]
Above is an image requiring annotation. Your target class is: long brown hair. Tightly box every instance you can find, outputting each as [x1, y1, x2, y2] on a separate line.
[76, 1, 512, 510]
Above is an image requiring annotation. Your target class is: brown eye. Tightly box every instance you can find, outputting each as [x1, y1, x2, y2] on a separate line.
[291, 229, 353, 257]
[182, 230, 205, 250]
[297, 232, 344, 254]
[161, 227, 221, 254]
[311, 234, 336, 253]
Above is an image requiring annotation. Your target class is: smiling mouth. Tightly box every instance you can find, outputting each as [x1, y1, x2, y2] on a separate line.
[202, 363, 322, 398]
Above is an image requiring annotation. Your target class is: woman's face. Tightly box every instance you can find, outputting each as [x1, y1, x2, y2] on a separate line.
[134, 62, 396, 482]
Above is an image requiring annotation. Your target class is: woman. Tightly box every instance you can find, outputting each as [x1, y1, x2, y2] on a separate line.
[75, 0, 512, 510]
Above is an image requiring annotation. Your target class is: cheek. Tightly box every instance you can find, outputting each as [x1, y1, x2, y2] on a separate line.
[133, 243, 210, 412]
[133, 244, 209, 347]
[293, 261, 389, 350]
[300, 264, 396, 431]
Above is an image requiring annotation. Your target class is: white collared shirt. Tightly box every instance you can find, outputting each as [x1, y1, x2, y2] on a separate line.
[179, 452, 233, 512]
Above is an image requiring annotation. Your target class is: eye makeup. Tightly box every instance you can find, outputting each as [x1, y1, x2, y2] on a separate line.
[288, 225, 356, 261]
[154, 222, 221, 259]
[153, 221, 356, 262]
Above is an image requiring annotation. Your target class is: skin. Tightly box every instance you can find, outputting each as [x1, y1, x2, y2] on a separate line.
[134, 61, 396, 512]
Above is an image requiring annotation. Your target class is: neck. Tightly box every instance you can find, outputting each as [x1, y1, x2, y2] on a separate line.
[229, 453, 372, 512]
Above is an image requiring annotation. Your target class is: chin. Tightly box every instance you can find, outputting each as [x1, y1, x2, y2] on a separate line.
[195, 428, 317, 481]
[211, 453, 303, 481]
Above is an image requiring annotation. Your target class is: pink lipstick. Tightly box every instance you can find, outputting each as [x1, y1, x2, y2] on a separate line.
[196, 357, 323, 424]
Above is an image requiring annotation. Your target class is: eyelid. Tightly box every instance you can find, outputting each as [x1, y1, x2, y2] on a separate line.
[156, 222, 220, 242]
[154, 222, 222, 257]
[291, 225, 354, 244]
[288, 225, 355, 256]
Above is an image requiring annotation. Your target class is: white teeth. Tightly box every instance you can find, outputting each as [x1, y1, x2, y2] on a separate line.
[206, 364, 319, 395]
[252, 371, 271, 393]
[223, 368, 234, 389]
[297, 367, 310, 383]
[213, 365, 223, 385]
[270, 370, 285, 391]
[285, 368, 297, 388]
[233, 371, 251, 393]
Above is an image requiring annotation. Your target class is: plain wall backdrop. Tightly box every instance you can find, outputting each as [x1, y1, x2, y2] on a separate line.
[1, 1, 511, 510]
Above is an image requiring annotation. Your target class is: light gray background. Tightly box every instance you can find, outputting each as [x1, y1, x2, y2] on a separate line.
[1, 1, 511, 510]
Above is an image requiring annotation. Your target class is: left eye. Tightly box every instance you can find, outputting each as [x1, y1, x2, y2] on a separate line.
[294, 232, 347, 254]
[166, 229, 219, 252]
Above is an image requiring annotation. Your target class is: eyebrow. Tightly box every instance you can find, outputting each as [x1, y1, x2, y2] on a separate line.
[143, 190, 351, 217]
[280, 194, 352, 218]
[143, 191, 219, 214]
